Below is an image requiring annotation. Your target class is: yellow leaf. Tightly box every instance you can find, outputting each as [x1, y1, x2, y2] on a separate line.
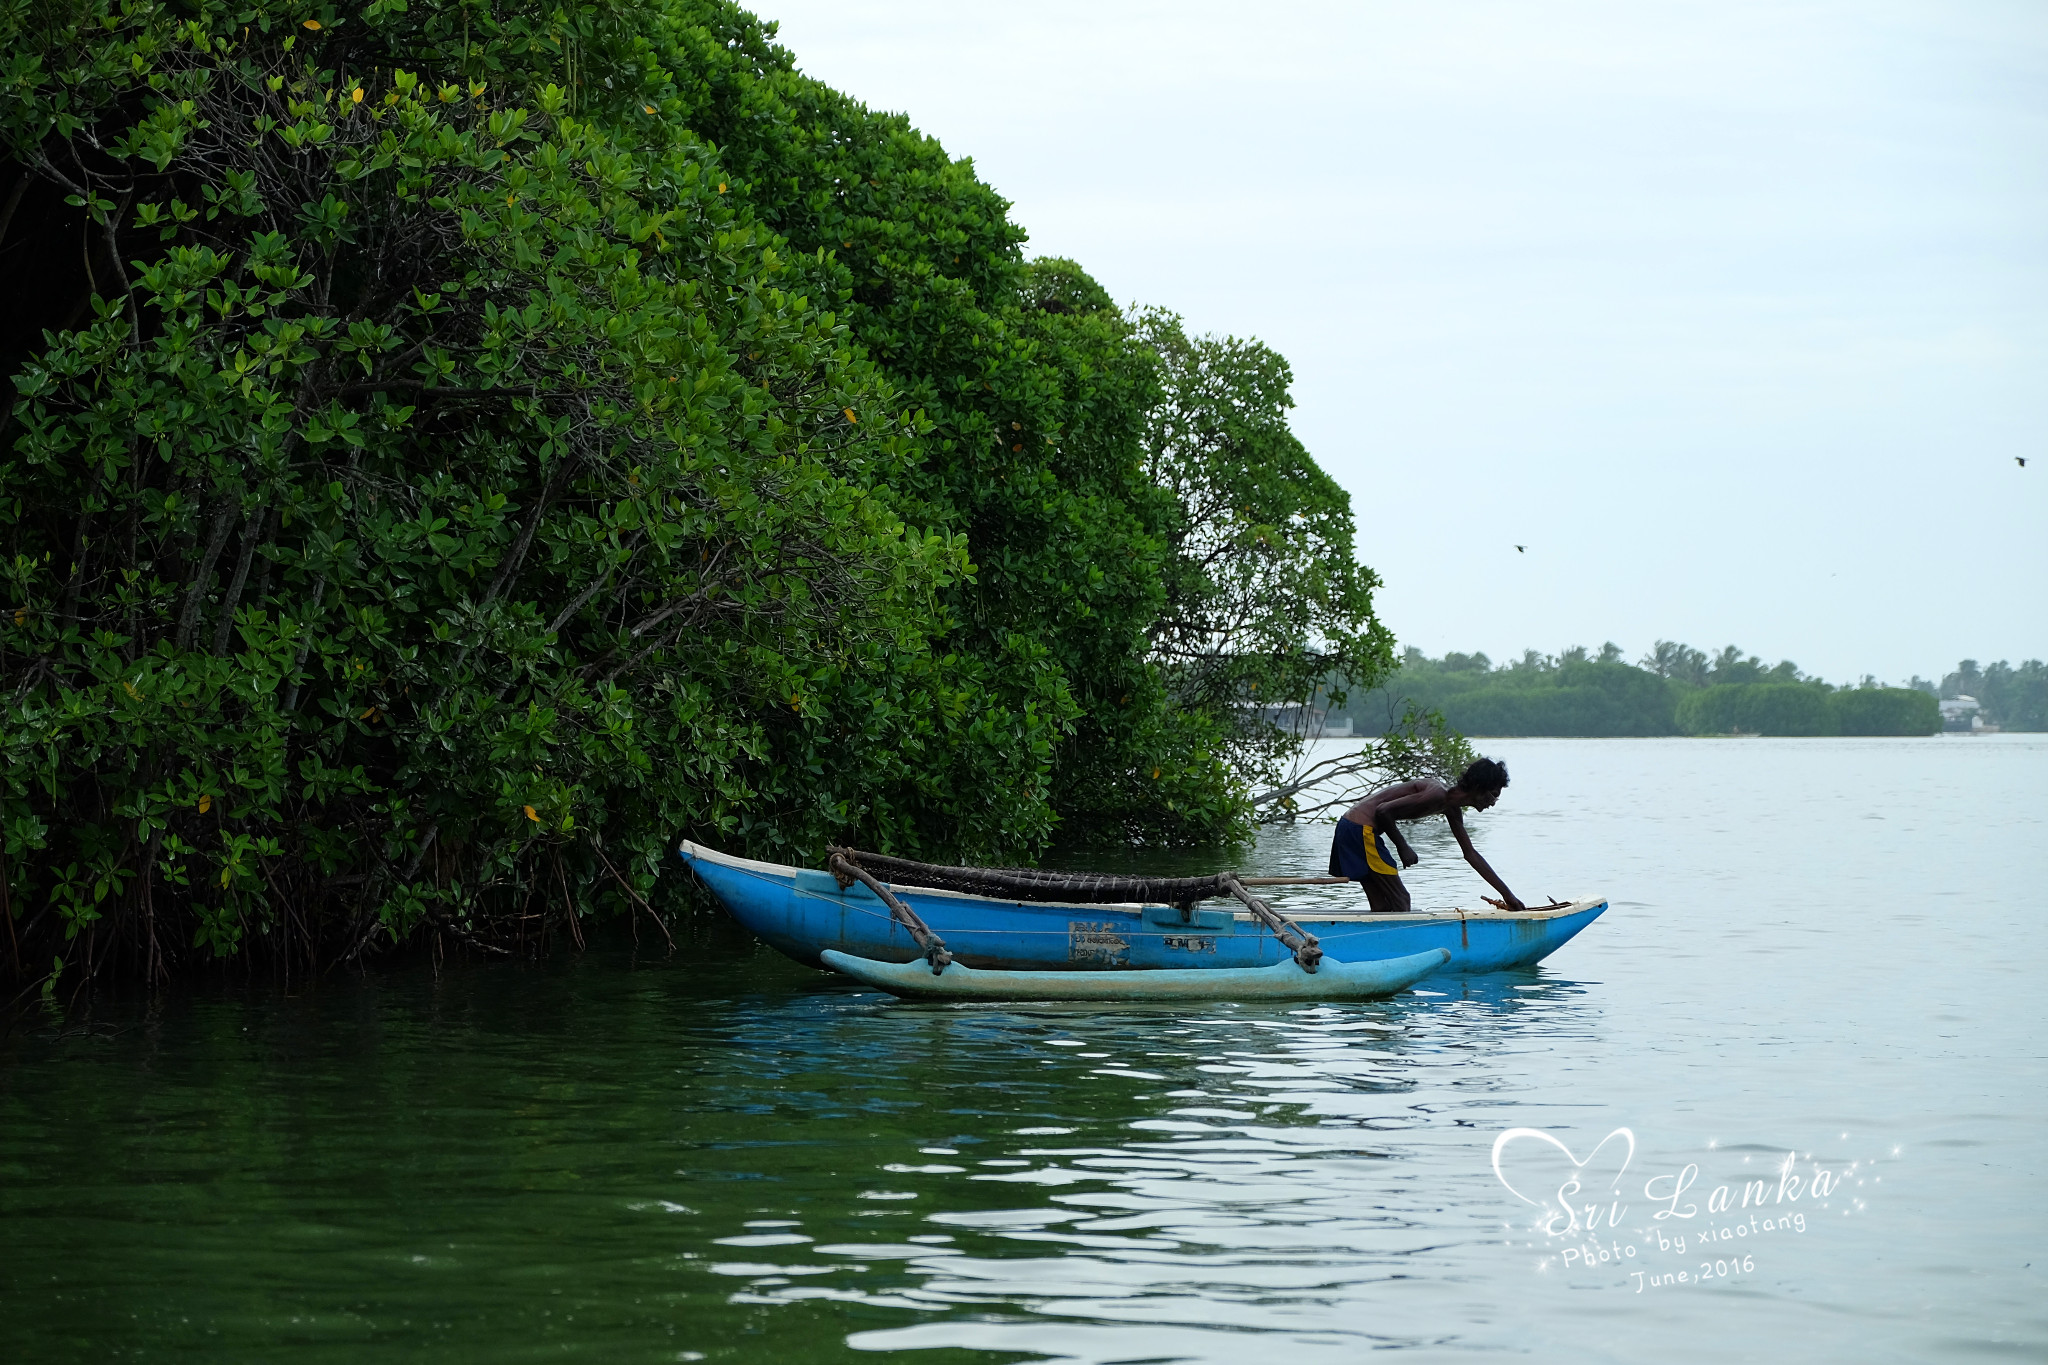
[302, 18, 321, 30]
[198, 794, 212, 814]
[843, 408, 857, 424]
[523, 805, 539, 822]
[350, 87, 363, 104]
[717, 182, 727, 194]
[220, 866, 232, 887]
[643, 104, 656, 115]
[11, 609, 24, 625]
[1151, 767, 1161, 779]
[122, 681, 141, 700]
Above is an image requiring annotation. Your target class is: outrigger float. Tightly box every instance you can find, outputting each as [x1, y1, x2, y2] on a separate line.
[678, 841, 1608, 1002]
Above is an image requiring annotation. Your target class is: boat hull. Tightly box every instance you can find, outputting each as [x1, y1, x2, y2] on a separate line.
[679, 841, 1607, 976]
[821, 947, 1453, 1001]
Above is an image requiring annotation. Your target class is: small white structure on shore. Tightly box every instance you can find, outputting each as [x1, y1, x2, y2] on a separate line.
[1241, 703, 1354, 739]
[1939, 695, 1987, 733]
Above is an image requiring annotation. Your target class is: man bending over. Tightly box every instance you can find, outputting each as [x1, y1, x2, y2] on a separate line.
[1329, 758, 1526, 913]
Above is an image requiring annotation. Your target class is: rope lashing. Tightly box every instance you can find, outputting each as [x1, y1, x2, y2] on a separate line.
[827, 853, 952, 975]
[1222, 875, 1323, 973]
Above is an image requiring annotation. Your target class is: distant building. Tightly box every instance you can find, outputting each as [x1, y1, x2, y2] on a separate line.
[1939, 695, 1987, 733]
[1241, 703, 1354, 739]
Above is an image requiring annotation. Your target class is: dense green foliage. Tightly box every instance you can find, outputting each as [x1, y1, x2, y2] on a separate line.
[1343, 643, 1942, 738]
[1675, 684, 1834, 737]
[617, 32, 1395, 836]
[1825, 685, 1942, 737]
[0, 0, 1389, 981]
[1450, 660, 1678, 738]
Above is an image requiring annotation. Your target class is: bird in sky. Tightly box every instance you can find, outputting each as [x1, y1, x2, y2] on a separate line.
[1515, 544, 1526, 553]
[2019, 457, 2029, 467]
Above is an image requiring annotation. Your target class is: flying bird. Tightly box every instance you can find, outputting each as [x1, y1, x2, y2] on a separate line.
[2019, 457, 2028, 467]
[1515, 544, 1526, 553]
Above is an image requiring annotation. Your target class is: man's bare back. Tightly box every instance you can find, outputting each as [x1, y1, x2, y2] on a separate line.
[1329, 760, 1526, 913]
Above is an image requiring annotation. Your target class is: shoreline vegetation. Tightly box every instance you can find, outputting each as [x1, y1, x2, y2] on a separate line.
[1, 0, 2026, 993]
[1334, 645, 2045, 739]
[0, 0, 1403, 988]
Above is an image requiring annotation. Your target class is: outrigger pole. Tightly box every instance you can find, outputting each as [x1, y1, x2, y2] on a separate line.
[828, 852, 953, 975]
[1220, 877, 1322, 972]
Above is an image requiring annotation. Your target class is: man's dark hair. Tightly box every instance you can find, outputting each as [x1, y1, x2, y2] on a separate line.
[1458, 757, 1509, 793]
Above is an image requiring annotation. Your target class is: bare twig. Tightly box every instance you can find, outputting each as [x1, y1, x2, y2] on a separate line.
[210, 505, 269, 656]
[0, 169, 34, 254]
[173, 499, 237, 651]
[593, 845, 673, 950]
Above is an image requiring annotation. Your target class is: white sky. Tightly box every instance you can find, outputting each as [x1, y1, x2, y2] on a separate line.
[754, 0, 2047, 684]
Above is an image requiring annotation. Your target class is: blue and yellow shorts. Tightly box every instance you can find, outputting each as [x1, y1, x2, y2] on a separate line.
[1329, 817, 1412, 913]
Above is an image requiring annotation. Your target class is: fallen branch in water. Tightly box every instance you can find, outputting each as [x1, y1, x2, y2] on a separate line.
[1250, 702, 1475, 823]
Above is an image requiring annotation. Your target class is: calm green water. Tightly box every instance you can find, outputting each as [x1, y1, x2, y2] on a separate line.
[3, 736, 2043, 1363]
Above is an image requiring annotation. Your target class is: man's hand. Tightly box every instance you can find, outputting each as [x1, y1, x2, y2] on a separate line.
[1482, 893, 1530, 913]
[1397, 844, 1419, 869]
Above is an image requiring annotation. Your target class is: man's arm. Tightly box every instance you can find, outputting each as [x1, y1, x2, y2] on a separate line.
[1370, 783, 1437, 867]
[1446, 809, 1525, 911]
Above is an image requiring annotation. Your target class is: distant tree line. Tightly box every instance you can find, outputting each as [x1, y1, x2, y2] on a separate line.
[1325, 642, 2029, 738]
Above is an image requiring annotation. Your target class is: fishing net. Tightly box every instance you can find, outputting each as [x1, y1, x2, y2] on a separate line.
[828, 848, 1234, 905]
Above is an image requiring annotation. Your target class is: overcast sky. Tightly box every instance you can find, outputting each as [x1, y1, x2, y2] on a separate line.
[757, 0, 2045, 684]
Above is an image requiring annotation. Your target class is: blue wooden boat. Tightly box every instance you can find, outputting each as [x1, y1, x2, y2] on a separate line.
[677, 841, 1608, 988]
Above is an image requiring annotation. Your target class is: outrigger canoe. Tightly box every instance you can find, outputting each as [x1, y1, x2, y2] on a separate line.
[677, 840, 1607, 1000]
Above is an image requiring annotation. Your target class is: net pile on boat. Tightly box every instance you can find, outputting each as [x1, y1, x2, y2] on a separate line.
[828, 848, 1233, 906]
